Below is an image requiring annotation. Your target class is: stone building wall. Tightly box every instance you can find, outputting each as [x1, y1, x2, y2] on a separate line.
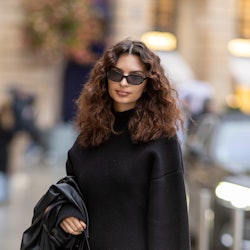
[109, 0, 153, 42]
[177, 0, 237, 110]
[0, 0, 63, 128]
[0, 0, 241, 121]
[0, 0, 153, 128]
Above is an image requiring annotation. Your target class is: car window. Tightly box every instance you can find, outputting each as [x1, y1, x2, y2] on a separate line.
[213, 120, 250, 173]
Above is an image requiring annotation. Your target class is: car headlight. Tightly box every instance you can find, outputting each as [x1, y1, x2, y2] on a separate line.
[215, 181, 250, 209]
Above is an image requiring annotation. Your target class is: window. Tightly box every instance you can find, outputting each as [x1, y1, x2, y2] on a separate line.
[153, 0, 176, 32]
[237, 0, 250, 38]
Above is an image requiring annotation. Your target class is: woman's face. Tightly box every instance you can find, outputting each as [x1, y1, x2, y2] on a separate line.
[108, 54, 147, 112]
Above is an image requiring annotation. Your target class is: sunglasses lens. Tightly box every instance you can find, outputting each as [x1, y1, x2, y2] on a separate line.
[107, 69, 146, 85]
[127, 75, 144, 85]
[108, 70, 122, 82]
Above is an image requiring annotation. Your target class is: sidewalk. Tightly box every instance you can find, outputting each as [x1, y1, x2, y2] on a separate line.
[0, 164, 65, 250]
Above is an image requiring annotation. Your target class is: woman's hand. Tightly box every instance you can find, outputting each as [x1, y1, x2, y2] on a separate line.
[60, 217, 86, 235]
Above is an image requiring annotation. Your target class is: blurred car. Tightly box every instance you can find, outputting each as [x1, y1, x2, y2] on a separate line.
[184, 111, 250, 250]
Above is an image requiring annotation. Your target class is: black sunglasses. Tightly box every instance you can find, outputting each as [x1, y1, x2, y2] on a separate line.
[107, 69, 147, 85]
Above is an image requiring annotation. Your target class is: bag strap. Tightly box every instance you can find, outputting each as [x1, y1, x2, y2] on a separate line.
[83, 230, 91, 250]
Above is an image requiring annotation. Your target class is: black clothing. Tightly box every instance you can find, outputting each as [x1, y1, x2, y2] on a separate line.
[62, 59, 90, 122]
[62, 43, 105, 122]
[0, 125, 14, 173]
[21, 176, 90, 250]
[65, 109, 190, 250]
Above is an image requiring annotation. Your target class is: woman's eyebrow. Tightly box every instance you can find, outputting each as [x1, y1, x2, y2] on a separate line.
[113, 67, 144, 74]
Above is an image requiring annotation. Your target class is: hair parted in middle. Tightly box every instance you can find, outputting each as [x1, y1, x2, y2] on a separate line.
[76, 39, 183, 148]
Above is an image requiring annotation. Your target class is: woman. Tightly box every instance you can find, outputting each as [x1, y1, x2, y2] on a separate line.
[60, 39, 190, 249]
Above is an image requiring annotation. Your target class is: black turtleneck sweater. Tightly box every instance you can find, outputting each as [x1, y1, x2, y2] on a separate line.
[65, 109, 190, 250]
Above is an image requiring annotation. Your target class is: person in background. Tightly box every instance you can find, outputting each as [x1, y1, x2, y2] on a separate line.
[59, 39, 190, 249]
[9, 88, 46, 161]
[0, 101, 15, 204]
[62, 15, 106, 122]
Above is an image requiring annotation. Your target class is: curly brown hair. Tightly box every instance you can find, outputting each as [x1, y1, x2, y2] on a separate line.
[76, 39, 183, 147]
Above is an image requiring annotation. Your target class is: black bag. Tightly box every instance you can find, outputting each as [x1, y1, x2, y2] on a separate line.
[20, 176, 90, 250]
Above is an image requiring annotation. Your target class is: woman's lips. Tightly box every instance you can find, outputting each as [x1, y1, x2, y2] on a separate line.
[116, 90, 130, 97]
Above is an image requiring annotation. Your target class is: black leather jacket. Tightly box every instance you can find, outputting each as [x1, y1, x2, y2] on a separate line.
[21, 176, 90, 250]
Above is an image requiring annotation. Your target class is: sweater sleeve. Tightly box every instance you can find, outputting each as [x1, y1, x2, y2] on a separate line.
[57, 146, 87, 226]
[147, 137, 190, 250]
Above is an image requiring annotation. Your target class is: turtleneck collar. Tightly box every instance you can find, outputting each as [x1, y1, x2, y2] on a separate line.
[113, 109, 135, 132]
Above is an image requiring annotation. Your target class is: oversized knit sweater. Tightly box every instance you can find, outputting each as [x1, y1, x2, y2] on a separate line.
[65, 109, 190, 250]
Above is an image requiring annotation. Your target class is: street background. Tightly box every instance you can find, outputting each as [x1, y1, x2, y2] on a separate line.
[1, 0, 250, 249]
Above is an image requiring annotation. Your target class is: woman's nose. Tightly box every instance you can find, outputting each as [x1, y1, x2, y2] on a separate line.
[119, 76, 129, 87]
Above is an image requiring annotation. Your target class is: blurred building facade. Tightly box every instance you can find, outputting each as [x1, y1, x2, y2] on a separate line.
[0, 0, 249, 128]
